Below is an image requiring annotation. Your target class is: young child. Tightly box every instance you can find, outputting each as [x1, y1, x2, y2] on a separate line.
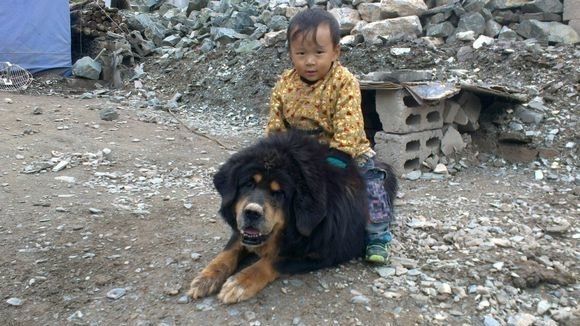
[266, 8, 395, 264]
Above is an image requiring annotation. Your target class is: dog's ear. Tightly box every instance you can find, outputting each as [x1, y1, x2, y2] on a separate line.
[293, 163, 327, 237]
[213, 158, 242, 229]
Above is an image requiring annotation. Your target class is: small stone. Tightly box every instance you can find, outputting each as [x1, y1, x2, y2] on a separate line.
[350, 294, 370, 305]
[191, 252, 202, 261]
[375, 266, 396, 278]
[405, 170, 422, 180]
[507, 312, 536, 326]
[535, 170, 544, 180]
[4, 98, 13, 104]
[177, 295, 190, 304]
[483, 315, 501, 326]
[106, 288, 126, 300]
[54, 176, 76, 183]
[89, 208, 103, 214]
[99, 108, 119, 121]
[6, 297, 23, 306]
[436, 282, 452, 295]
[537, 300, 551, 315]
[434, 164, 448, 174]
[478, 299, 490, 310]
[32, 106, 43, 115]
[390, 48, 411, 55]
[493, 262, 504, 271]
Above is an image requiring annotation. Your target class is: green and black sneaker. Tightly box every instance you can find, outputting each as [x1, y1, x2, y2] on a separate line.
[365, 240, 391, 264]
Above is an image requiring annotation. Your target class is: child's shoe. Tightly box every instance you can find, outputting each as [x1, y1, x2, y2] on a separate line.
[365, 240, 391, 264]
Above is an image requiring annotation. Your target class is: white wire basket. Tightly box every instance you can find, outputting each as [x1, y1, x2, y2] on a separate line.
[0, 62, 33, 91]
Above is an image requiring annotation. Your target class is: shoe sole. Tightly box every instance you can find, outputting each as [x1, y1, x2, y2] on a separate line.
[366, 254, 386, 264]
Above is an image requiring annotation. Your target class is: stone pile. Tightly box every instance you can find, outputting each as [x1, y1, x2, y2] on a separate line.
[71, 0, 129, 38]
[422, 0, 580, 46]
[117, 0, 579, 60]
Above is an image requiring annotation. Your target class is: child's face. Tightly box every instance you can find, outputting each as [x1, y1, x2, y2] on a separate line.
[289, 23, 340, 82]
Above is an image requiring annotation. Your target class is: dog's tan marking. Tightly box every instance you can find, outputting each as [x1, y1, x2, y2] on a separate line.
[188, 239, 245, 299]
[234, 197, 249, 223]
[270, 180, 281, 192]
[253, 173, 263, 184]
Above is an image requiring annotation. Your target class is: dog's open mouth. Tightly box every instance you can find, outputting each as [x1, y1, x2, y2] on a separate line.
[241, 227, 268, 246]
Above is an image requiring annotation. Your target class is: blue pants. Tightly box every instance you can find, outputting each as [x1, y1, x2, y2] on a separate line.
[359, 158, 394, 243]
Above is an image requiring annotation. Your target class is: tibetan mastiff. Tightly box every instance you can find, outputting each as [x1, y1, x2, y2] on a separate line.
[188, 131, 397, 303]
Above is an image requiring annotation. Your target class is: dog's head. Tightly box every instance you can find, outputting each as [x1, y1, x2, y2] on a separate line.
[213, 133, 329, 247]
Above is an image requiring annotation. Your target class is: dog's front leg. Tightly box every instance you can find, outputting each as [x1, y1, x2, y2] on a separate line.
[218, 257, 279, 304]
[188, 234, 244, 299]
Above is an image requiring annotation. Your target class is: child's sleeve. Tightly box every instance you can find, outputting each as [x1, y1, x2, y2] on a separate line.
[329, 74, 367, 158]
[265, 81, 286, 135]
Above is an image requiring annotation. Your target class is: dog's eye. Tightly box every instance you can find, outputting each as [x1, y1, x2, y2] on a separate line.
[271, 190, 285, 199]
[241, 180, 254, 190]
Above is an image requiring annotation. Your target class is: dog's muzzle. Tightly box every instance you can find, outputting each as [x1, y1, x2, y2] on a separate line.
[240, 203, 268, 246]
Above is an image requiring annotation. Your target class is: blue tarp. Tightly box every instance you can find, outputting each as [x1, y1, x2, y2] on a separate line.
[0, 0, 71, 73]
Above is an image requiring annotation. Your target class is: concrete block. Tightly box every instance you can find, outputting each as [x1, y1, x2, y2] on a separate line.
[375, 89, 444, 134]
[374, 129, 443, 176]
[564, 0, 580, 21]
[569, 19, 580, 35]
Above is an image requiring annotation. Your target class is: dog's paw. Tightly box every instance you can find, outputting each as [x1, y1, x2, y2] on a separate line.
[217, 274, 256, 304]
[188, 273, 226, 299]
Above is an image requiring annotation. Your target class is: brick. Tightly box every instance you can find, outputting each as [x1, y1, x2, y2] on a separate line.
[564, 0, 580, 21]
[375, 89, 444, 134]
[374, 129, 443, 176]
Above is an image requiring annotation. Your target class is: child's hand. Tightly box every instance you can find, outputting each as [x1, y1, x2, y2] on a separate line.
[326, 156, 347, 168]
[326, 149, 350, 169]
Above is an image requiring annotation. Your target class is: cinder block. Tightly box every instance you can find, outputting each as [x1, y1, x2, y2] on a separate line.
[375, 89, 444, 134]
[374, 129, 443, 176]
[564, 0, 580, 21]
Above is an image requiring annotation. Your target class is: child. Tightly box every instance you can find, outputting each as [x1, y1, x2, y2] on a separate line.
[266, 8, 395, 264]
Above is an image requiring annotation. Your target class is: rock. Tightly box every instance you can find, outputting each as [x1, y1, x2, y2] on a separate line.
[427, 22, 456, 38]
[72, 57, 102, 80]
[100, 108, 119, 121]
[483, 315, 501, 326]
[507, 312, 536, 326]
[360, 16, 423, 44]
[537, 299, 551, 315]
[6, 297, 23, 306]
[473, 35, 495, 49]
[498, 26, 519, 41]
[456, 12, 486, 36]
[484, 19, 502, 37]
[329, 8, 361, 35]
[350, 294, 370, 305]
[517, 20, 580, 44]
[522, 0, 563, 14]
[106, 288, 127, 300]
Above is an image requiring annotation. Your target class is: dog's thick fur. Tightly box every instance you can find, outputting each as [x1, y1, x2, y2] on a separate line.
[188, 131, 397, 303]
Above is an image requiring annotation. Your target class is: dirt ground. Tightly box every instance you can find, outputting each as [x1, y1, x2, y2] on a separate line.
[0, 92, 578, 325]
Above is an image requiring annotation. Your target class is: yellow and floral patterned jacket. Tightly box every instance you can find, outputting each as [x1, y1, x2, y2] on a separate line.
[266, 62, 374, 160]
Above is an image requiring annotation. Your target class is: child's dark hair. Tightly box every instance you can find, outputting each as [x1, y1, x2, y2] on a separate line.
[287, 8, 340, 49]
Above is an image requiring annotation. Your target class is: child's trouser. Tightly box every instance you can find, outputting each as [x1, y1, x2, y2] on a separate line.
[358, 158, 394, 243]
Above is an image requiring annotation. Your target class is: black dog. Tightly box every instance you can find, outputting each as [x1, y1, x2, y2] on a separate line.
[188, 131, 397, 303]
